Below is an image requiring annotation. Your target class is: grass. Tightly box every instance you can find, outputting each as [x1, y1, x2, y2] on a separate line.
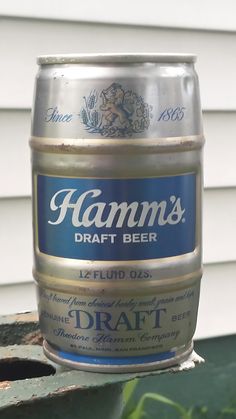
[122, 379, 236, 419]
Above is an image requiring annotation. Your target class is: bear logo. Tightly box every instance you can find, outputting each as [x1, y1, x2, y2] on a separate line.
[80, 83, 152, 137]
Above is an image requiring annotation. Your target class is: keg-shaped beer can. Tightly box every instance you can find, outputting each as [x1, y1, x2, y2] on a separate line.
[30, 53, 204, 372]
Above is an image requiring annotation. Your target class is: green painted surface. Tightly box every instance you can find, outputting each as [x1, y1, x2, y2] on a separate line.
[0, 312, 203, 419]
[0, 383, 124, 419]
[0, 312, 39, 346]
[0, 344, 201, 410]
[0, 343, 125, 419]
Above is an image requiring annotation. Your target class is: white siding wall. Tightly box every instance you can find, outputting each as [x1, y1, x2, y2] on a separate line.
[0, 3, 235, 339]
[1, 0, 236, 31]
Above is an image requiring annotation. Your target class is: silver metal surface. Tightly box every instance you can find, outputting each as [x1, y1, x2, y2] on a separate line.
[30, 53, 204, 372]
[37, 53, 196, 64]
[43, 340, 194, 373]
[32, 54, 202, 139]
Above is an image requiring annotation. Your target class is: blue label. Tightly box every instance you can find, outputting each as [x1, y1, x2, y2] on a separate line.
[37, 174, 196, 261]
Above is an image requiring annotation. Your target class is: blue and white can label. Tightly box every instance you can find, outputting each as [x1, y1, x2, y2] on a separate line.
[36, 174, 196, 261]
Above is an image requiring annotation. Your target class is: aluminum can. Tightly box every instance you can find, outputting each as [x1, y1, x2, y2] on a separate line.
[30, 53, 204, 372]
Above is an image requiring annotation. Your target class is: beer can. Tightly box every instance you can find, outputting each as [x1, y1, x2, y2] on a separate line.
[30, 53, 204, 372]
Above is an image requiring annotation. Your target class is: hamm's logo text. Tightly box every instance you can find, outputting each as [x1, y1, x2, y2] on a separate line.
[48, 188, 185, 228]
[37, 175, 195, 260]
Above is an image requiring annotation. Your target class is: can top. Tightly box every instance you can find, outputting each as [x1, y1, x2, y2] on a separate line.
[37, 53, 196, 65]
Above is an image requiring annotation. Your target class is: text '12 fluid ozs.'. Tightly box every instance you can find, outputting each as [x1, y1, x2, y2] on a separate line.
[30, 53, 204, 372]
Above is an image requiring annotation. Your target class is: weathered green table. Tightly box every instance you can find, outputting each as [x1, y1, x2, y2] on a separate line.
[0, 312, 203, 419]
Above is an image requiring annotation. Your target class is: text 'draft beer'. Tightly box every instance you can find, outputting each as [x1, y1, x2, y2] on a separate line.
[37, 174, 196, 261]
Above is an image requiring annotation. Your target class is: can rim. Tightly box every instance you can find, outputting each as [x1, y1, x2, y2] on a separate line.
[37, 53, 196, 65]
